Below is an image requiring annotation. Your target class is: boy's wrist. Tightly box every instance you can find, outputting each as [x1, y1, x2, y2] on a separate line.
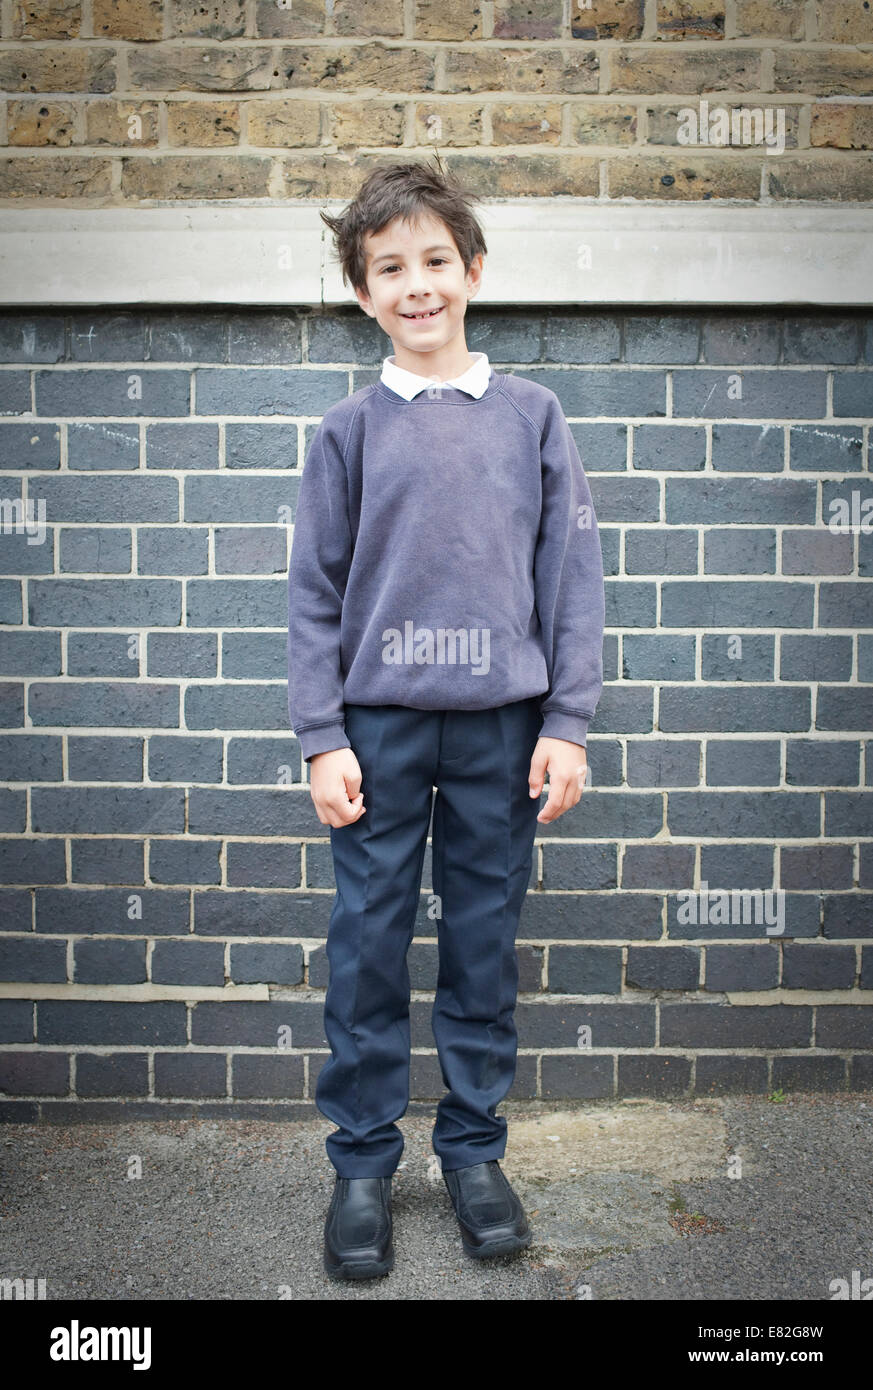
[538, 709, 590, 749]
[298, 723, 351, 762]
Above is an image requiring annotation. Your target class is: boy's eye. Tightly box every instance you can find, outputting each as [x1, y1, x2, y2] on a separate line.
[381, 258, 447, 273]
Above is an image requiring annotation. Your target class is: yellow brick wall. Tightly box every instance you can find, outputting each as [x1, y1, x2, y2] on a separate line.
[0, 0, 871, 203]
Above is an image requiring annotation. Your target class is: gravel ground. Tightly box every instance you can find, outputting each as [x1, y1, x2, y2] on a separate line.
[1, 1093, 871, 1301]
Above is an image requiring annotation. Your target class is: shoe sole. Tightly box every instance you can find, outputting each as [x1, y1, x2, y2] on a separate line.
[324, 1249, 395, 1280]
[460, 1228, 532, 1260]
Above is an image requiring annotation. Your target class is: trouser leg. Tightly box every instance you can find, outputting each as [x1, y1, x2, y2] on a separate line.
[315, 703, 438, 1178]
[429, 696, 543, 1171]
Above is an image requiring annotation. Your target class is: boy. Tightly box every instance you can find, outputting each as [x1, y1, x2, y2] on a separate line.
[287, 158, 605, 1280]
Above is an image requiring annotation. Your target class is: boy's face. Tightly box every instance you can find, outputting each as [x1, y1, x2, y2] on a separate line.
[355, 212, 483, 373]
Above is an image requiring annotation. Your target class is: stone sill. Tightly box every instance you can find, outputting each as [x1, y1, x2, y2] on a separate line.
[1, 201, 871, 306]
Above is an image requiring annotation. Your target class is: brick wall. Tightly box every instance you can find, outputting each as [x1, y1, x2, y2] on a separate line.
[0, 304, 871, 1119]
[1, 0, 872, 204]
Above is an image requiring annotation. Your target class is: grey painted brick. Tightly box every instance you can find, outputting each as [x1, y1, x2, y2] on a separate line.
[516, 1000, 655, 1048]
[789, 424, 864, 472]
[193, 367, 346, 416]
[147, 632, 217, 678]
[666, 477, 816, 524]
[704, 528, 776, 574]
[76, 1052, 149, 1096]
[699, 844, 775, 888]
[660, 687, 810, 734]
[622, 845, 695, 889]
[569, 422, 627, 472]
[0, 1051, 69, 1095]
[223, 633, 286, 679]
[576, 686, 654, 735]
[193, 887, 329, 936]
[0, 733, 62, 782]
[782, 944, 856, 989]
[184, 684, 290, 733]
[599, 526, 620, 575]
[822, 895, 872, 940]
[705, 944, 779, 990]
[825, 792, 873, 836]
[154, 1052, 226, 1098]
[229, 943, 304, 984]
[543, 313, 621, 364]
[817, 688, 873, 732]
[188, 788, 320, 837]
[668, 890, 819, 940]
[626, 945, 700, 990]
[148, 736, 223, 783]
[605, 580, 657, 628]
[862, 945, 873, 987]
[71, 838, 145, 884]
[35, 369, 189, 416]
[307, 311, 387, 365]
[1, 681, 24, 725]
[517, 944, 545, 992]
[860, 635, 873, 682]
[228, 312, 304, 365]
[624, 313, 700, 364]
[617, 1055, 691, 1097]
[541, 842, 617, 890]
[548, 945, 622, 993]
[667, 791, 819, 838]
[783, 315, 860, 365]
[625, 528, 698, 574]
[232, 1053, 304, 1098]
[701, 634, 774, 681]
[139, 527, 209, 575]
[711, 422, 784, 472]
[36, 1000, 187, 1044]
[0, 998, 34, 1041]
[74, 937, 147, 984]
[706, 738, 781, 786]
[191, 999, 325, 1047]
[227, 736, 299, 785]
[187, 579, 285, 628]
[35, 887, 188, 934]
[781, 844, 854, 890]
[0, 785, 26, 831]
[30, 576, 181, 626]
[67, 736, 143, 781]
[695, 1055, 769, 1093]
[584, 736, 623, 786]
[407, 943, 438, 990]
[0, 935, 67, 981]
[815, 1006, 871, 1046]
[540, 1054, 614, 1099]
[819, 584, 873, 629]
[149, 312, 229, 363]
[0, 631, 61, 675]
[588, 474, 659, 522]
[67, 421, 140, 470]
[67, 631, 139, 676]
[784, 739, 861, 795]
[304, 843, 336, 889]
[466, 312, 544, 365]
[70, 311, 147, 361]
[0, 530, 53, 577]
[151, 939, 225, 985]
[214, 526, 285, 575]
[146, 421, 219, 470]
[783, 529, 853, 576]
[226, 841, 301, 888]
[0, 313, 64, 363]
[0, 422, 61, 469]
[0, 836, 66, 884]
[0, 372, 33, 413]
[626, 739, 701, 787]
[187, 476, 298, 525]
[633, 424, 705, 470]
[661, 580, 813, 628]
[225, 422, 299, 470]
[660, 1003, 811, 1047]
[674, 369, 827, 419]
[772, 1056, 847, 1091]
[60, 528, 132, 574]
[149, 838, 221, 885]
[701, 315, 782, 365]
[780, 634, 853, 682]
[520, 368, 667, 418]
[622, 634, 695, 680]
[520, 891, 662, 941]
[29, 680, 181, 729]
[832, 372, 873, 418]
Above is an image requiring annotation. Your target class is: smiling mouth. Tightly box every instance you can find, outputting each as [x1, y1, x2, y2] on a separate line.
[400, 306, 445, 320]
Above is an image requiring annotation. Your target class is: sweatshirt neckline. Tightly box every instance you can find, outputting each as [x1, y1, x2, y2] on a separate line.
[372, 370, 506, 405]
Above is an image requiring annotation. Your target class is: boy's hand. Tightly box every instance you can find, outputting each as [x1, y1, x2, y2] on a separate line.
[529, 737, 588, 823]
[308, 747, 366, 827]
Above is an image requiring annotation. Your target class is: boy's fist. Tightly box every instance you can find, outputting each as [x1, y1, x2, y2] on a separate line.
[308, 747, 366, 827]
[529, 737, 588, 824]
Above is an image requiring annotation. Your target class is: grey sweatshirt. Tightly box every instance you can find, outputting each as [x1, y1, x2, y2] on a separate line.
[287, 369, 605, 762]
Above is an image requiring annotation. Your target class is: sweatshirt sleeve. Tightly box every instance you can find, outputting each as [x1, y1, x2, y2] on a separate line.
[286, 415, 353, 762]
[532, 394, 605, 750]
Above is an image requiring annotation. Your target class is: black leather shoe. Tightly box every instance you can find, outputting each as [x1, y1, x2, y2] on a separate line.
[323, 1176, 394, 1280]
[442, 1159, 531, 1259]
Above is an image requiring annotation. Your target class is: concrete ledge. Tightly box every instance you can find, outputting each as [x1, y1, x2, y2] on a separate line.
[1, 202, 871, 306]
[0, 983, 269, 1001]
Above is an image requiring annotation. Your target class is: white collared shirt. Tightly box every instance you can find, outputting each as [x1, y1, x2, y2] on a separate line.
[380, 350, 492, 401]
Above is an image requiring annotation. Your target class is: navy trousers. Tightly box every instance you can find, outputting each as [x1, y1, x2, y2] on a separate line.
[315, 696, 544, 1178]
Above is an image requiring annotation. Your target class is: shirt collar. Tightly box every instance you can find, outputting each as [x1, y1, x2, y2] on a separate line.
[380, 350, 491, 401]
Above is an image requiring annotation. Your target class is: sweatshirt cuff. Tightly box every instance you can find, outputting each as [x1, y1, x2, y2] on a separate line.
[538, 709, 591, 749]
[296, 722, 351, 762]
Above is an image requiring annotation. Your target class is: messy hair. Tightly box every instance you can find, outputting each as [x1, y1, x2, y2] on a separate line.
[319, 154, 488, 297]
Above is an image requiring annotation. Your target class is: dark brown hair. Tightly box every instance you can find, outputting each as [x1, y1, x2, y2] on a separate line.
[319, 154, 488, 297]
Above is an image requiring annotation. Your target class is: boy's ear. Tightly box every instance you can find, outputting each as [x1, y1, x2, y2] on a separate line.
[466, 252, 485, 300]
[354, 283, 376, 317]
